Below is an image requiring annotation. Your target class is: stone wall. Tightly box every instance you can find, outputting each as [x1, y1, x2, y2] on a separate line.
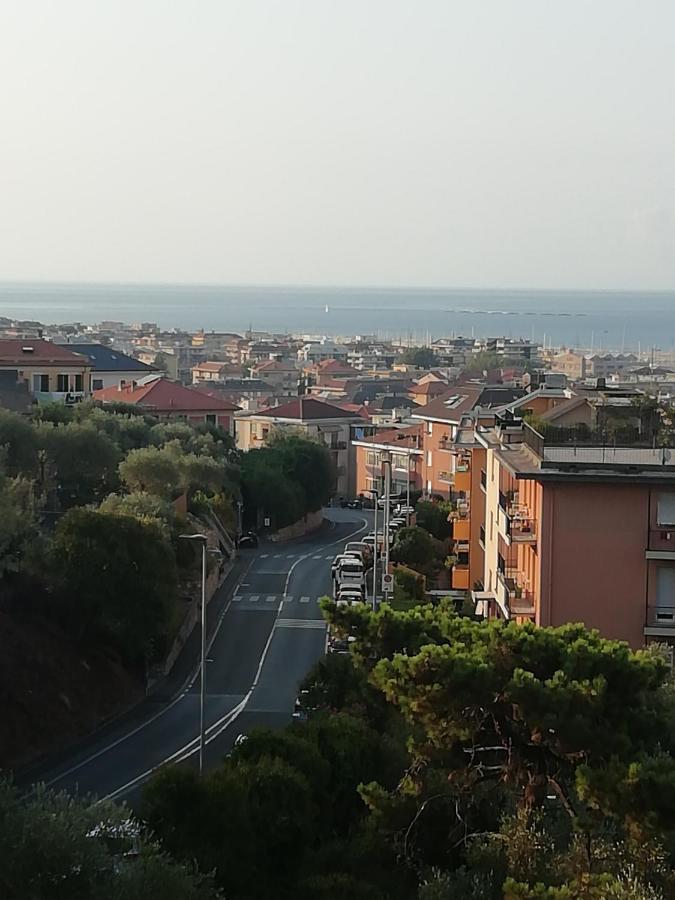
[270, 509, 323, 542]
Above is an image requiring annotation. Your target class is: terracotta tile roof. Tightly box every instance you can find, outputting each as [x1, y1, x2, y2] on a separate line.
[193, 361, 230, 373]
[251, 396, 360, 420]
[0, 339, 90, 366]
[314, 359, 359, 375]
[94, 377, 239, 411]
[356, 424, 423, 448]
[253, 359, 297, 372]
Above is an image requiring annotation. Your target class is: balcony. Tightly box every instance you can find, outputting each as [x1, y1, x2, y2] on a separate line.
[452, 518, 470, 541]
[36, 390, 86, 405]
[645, 606, 675, 635]
[647, 528, 675, 560]
[510, 514, 537, 542]
[452, 563, 470, 590]
[453, 468, 471, 492]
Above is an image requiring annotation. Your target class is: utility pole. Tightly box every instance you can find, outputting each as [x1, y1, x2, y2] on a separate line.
[372, 492, 378, 611]
[381, 451, 392, 604]
[179, 533, 209, 776]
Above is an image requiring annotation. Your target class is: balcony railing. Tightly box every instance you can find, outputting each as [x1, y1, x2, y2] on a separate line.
[646, 606, 675, 629]
[510, 515, 537, 542]
[36, 390, 86, 405]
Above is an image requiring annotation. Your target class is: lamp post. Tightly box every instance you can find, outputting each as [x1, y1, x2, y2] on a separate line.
[381, 451, 392, 604]
[179, 533, 211, 776]
[366, 489, 380, 611]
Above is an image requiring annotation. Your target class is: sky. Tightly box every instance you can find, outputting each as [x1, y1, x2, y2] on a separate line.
[1, 0, 674, 290]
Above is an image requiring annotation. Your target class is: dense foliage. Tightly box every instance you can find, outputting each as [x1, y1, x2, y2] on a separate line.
[0, 779, 219, 900]
[401, 346, 438, 369]
[240, 431, 335, 529]
[141, 601, 675, 898]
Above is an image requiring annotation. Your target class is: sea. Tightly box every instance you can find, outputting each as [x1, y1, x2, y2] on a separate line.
[1, 282, 674, 352]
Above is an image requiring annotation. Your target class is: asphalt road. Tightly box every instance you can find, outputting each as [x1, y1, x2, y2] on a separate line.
[34, 507, 370, 805]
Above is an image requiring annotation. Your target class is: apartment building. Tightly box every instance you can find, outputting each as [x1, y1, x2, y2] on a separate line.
[411, 385, 525, 499]
[235, 397, 368, 496]
[454, 413, 675, 649]
[353, 425, 424, 498]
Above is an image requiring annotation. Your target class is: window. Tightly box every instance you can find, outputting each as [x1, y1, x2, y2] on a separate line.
[206, 414, 216, 425]
[92, 378, 103, 391]
[479, 525, 486, 546]
[656, 566, 675, 609]
[74, 374, 83, 392]
[657, 494, 675, 527]
[490, 511, 494, 540]
[427, 450, 432, 467]
[57, 374, 69, 392]
[32, 373, 49, 393]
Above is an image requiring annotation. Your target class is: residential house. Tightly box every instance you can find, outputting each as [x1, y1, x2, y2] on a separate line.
[250, 359, 299, 397]
[66, 343, 156, 391]
[236, 396, 367, 496]
[94, 376, 239, 434]
[192, 361, 241, 383]
[0, 339, 92, 404]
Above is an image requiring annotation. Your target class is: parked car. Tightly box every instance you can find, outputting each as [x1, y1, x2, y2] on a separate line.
[336, 587, 365, 606]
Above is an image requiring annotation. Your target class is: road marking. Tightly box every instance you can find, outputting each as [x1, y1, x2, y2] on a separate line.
[273, 554, 282, 558]
[276, 619, 326, 629]
[313, 555, 322, 560]
[249, 594, 259, 602]
[286, 554, 296, 559]
[260, 554, 269, 558]
[300, 596, 311, 603]
[95, 513, 371, 801]
[284, 595, 294, 602]
[324, 554, 333, 560]
[265, 595, 276, 603]
[233, 595, 242, 602]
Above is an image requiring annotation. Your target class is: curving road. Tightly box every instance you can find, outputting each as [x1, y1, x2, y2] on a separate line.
[34, 508, 369, 804]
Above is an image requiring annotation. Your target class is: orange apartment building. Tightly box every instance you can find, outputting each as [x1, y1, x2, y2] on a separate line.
[455, 412, 675, 650]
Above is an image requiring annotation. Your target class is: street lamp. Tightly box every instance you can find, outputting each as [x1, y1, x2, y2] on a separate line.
[380, 451, 392, 604]
[179, 533, 220, 776]
[365, 488, 380, 611]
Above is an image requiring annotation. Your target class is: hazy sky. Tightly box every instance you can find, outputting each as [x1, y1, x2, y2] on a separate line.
[1, 0, 674, 289]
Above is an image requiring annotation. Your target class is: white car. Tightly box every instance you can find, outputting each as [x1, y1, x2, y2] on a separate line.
[336, 587, 365, 606]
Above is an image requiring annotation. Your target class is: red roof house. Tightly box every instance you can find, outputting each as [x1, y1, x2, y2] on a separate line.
[94, 377, 239, 433]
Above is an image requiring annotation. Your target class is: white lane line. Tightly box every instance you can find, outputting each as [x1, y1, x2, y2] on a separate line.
[313, 555, 322, 560]
[276, 619, 326, 629]
[273, 554, 282, 558]
[100, 514, 371, 801]
[324, 554, 333, 560]
[286, 554, 296, 559]
[265, 595, 276, 603]
[300, 596, 311, 603]
[260, 554, 269, 558]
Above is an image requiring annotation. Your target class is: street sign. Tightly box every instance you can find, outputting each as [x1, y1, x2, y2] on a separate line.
[381, 573, 394, 592]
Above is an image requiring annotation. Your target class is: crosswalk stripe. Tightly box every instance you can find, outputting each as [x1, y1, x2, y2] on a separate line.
[249, 594, 259, 602]
[300, 596, 310, 603]
[276, 619, 326, 629]
[284, 595, 294, 602]
[324, 555, 333, 560]
[274, 554, 282, 558]
[233, 595, 242, 602]
[286, 554, 296, 559]
[260, 554, 268, 558]
[313, 555, 322, 560]
[265, 595, 276, 603]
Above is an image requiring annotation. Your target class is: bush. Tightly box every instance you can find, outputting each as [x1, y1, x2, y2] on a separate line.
[393, 564, 426, 607]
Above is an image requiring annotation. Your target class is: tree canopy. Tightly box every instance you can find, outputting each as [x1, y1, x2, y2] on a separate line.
[50, 508, 178, 661]
[401, 347, 438, 369]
